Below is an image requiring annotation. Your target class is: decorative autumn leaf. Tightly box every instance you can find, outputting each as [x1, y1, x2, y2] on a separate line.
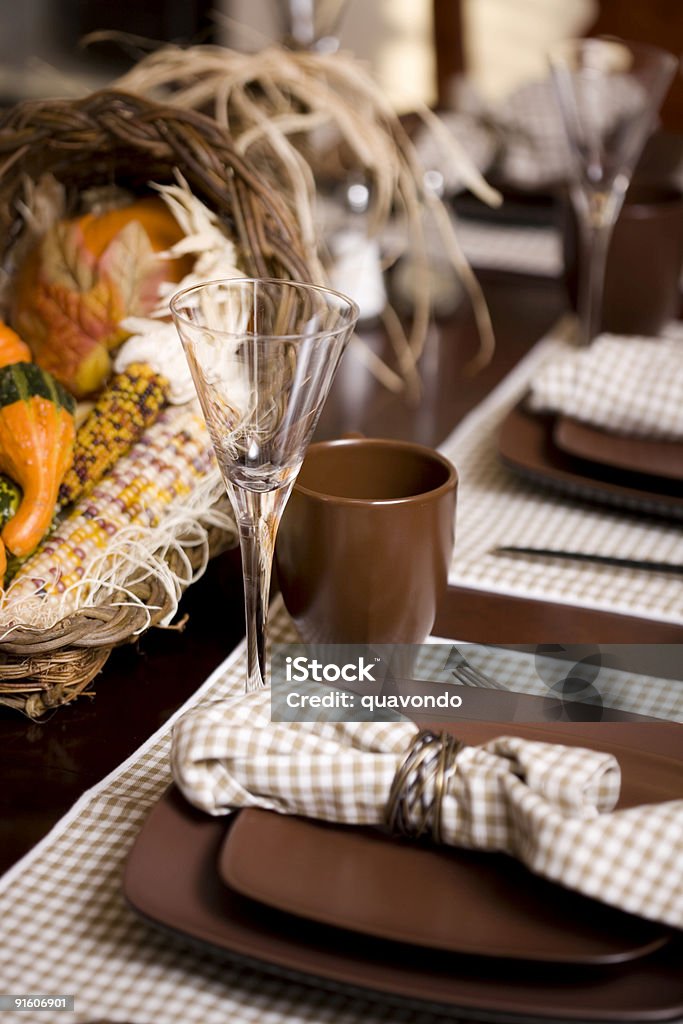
[11, 198, 193, 397]
[98, 220, 167, 321]
[40, 220, 98, 292]
[26, 277, 117, 396]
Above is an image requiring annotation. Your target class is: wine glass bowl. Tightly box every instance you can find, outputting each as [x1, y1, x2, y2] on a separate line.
[171, 278, 358, 691]
[548, 38, 678, 346]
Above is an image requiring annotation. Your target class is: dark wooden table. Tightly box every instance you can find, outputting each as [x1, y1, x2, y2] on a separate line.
[1, 271, 680, 876]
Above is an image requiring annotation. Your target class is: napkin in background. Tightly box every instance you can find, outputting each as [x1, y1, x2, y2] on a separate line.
[527, 332, 683, 440]
[172, 690, 683, 929]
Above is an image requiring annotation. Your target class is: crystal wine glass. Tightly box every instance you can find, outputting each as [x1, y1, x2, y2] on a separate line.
[171, 278, 358, 691]
[548, 37, 677, 346]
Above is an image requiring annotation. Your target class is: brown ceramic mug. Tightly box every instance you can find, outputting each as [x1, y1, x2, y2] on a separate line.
[275, 437, 457, 644]
[563, 185, 683, 335]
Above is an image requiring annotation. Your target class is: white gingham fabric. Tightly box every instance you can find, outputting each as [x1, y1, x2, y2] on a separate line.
[421, 74, 647, 193]
[441, 318, 683, 624]
[1, 604, 681, 1024]
[528, 331, 683, 440]
[173, 689, 682, 929]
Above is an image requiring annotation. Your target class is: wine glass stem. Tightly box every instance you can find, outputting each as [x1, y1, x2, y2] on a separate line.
[229, 484, 293, 691]
[577, 217, 613, 347]
[574, 187, 622, 347]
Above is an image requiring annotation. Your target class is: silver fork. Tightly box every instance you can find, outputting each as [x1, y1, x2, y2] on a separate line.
[445, 648, 509, 691]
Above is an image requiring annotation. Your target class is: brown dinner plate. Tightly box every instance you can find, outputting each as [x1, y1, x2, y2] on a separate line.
[554, 417, 683, 484]
[498, 401, 683, 519]
[124, 720, 683, 1021]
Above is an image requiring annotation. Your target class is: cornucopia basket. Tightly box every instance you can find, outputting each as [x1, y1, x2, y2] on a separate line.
[0, 89, 316, 717]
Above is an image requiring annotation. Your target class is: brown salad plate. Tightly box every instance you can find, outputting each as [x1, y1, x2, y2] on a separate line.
[498, 401, 683, 519]
[553, 417, 683, 484]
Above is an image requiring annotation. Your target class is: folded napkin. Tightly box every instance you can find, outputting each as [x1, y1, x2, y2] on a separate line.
[172, 691, 683, 929]
[528, 334, 683, 440]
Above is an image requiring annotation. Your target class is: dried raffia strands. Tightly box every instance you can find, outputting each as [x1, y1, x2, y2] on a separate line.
[114, 44, 501, 391]
[0, 89, 317, 715]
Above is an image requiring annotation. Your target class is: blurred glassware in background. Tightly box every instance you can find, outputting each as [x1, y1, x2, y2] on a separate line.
[277, 0, 350, 52]
[562, 185, 683, 337]
[548, 37, 678, 347]
[327, 180, 387, 325]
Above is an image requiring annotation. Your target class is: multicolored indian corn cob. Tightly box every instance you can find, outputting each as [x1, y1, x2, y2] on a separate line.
[3, 405, 217, 615]
[58, 362, 170, 507]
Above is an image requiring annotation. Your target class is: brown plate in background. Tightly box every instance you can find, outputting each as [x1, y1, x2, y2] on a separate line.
[554, 417, 683, 483]
[124, 721, 683, 1022]
[498, 401, 683, 519]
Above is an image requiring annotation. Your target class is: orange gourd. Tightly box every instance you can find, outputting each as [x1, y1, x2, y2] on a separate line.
[0, 363, 75, 558]
[0, 322, 31, 367]
[75, 197, 190, 263]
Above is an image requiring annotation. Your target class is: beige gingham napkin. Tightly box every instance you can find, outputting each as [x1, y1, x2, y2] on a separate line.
[528, 333, 683, 440]
[172, 690, 683, 930]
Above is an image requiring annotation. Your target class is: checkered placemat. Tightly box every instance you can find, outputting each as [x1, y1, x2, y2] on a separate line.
[381, 207, 562, 281]
[1, 599, 680, 1024]
[440, 319, 683, 624]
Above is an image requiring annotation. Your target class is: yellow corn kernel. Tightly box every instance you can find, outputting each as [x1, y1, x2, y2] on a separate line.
[59, 362, 170, 507]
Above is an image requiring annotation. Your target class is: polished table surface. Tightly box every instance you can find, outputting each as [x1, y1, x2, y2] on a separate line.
[1, 270, 680, 876]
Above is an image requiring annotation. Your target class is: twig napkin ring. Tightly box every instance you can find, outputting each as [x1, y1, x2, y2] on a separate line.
[385, 730, 464, 844]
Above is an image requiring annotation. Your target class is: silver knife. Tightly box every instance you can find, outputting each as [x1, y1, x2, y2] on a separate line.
[493, 546, 683, 576]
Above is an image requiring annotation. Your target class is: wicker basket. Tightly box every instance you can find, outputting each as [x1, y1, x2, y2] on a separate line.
[0, 89, 315, 717]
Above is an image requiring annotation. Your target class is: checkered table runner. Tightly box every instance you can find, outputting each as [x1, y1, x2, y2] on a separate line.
[440, 318, 683, 625]
[1, 602, 680, 1024]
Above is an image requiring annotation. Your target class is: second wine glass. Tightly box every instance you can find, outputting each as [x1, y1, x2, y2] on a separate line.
[548, 37, 678, 346]
[171, 278, 358, 692]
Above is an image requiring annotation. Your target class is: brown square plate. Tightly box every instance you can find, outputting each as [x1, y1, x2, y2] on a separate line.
[124, 720, 683, 1021]
[218, 810, 670, 966]
[498, 401, 683, 519]
[553, 417, 683, 484]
